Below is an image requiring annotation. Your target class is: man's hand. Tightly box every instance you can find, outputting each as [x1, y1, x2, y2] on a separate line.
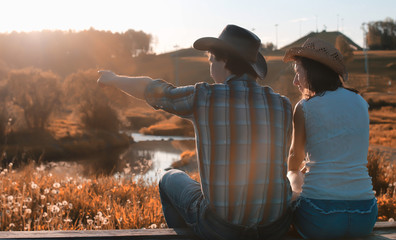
[96, 70, 153, 100]
[97, 70, 117, 88]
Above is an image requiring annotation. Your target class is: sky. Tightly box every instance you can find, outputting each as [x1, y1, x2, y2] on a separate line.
[1, 0, 395, 54]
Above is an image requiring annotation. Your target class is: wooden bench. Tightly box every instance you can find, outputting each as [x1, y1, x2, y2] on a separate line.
[0, 222, 395, 240]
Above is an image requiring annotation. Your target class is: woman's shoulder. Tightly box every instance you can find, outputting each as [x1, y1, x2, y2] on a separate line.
[307, 87, 361, 103]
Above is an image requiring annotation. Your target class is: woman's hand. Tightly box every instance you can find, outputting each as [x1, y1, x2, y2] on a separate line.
[287, 170, 304, 193]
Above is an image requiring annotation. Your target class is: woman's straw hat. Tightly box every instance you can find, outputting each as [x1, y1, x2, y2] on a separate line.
[283, 38, 347, 78]
[194, 24, 267, 80]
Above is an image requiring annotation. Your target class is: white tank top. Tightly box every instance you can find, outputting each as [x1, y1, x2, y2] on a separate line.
[300, 88, 375, 200]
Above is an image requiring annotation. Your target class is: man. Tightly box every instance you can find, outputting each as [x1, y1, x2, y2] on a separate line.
[98, 24, 292, 240]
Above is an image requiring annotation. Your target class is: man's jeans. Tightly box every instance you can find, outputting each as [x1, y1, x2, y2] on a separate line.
[159, 169, 292, 240]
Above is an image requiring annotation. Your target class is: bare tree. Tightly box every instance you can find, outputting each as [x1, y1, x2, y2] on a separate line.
[7, 68, 61, 130]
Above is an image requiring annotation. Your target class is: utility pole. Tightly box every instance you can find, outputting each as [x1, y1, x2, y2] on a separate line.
[173, 44, 179, 86]
[275, 24, 278, 50]
[341, 18, 344, 32]
[361, 23, 369, 87]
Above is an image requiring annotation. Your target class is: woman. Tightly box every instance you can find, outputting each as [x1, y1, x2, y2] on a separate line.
[283, 38, 377, 239]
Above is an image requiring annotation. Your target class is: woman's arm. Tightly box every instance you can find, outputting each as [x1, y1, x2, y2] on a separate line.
[287, 102, 306, 195]
[97, 70, 153, 100]
[288, 102, 306, 171]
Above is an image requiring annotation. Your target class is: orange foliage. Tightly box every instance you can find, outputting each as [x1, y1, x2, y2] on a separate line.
[140, 116, 194, 137]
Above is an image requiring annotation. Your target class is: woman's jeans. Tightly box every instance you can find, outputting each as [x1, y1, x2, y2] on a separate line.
[292, 196, 378, 240]
[159, 169, 292, 240]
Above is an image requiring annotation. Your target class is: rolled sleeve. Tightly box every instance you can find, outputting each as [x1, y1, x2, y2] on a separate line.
[144, 79, 196, 118]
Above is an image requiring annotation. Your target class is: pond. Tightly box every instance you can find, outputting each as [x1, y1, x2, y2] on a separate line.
[119, 133, 195, 180]
[43, 132, 196, 181]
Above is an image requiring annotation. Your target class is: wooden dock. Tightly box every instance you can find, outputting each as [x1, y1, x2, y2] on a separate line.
[0, 222, 395, 239]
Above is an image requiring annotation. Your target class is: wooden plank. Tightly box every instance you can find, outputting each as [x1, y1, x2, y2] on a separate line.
[0, 222, 394, 240]
[369, 230, 396, 240]
[0, 228, 196, 240]
[375, 222, 396, 229]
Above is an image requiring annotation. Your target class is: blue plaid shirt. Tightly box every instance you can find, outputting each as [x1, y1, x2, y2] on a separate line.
[145, 74, 292, 226]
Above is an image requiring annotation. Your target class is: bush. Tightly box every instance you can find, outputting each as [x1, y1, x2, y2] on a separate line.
[0, 91, 7, 144]
[366, 98, 396, 110]
[139, 116, 194, 136]
[367, 150, 390, 196]
[6, 68, 61, 130]
[367, 150, 396, 220]
[63, 69, 120, 133]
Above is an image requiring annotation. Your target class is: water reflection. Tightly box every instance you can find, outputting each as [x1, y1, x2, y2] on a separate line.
[120, 147, 181, 180]
[63, 147, 126, 176]
[35, 134, 195, 180]
[62, 134, 195, 179]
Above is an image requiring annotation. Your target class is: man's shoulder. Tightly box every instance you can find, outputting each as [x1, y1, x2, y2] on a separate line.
[263, 86, 291, 104]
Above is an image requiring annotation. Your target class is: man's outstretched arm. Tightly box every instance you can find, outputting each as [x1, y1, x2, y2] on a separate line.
[97, 70, 153, 100]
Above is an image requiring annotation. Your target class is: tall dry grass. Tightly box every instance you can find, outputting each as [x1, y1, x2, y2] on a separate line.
[367, 151, 396, 221]
[0, 161, 166, 231]
[0, 149, 394, 232]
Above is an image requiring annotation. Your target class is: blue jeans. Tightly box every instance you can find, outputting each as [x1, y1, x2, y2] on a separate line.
[292, 196, 378, 240]
[159, 169, 292, 240]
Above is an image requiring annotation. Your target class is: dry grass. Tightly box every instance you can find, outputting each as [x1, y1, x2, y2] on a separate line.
[369, 106, 396, 148]
[0, 162, 166, 231]
[368, 151, 396, 221]
[0, 158, 201, 231]
[139, 116, 194, 137]
[0, 147, 394, 232]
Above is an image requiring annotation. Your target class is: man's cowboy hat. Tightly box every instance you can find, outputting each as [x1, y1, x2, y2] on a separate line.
[283, 38, 347, 79]
[193, 24, 267, 80]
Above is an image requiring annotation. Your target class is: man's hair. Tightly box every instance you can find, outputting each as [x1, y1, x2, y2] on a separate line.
[296, 56, 358, 98]
[210, 49, 258, 78]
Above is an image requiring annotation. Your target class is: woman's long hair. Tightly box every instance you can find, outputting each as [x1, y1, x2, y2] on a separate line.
[296, 56, 358, 99]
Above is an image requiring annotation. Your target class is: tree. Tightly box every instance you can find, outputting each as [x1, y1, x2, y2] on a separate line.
[7, 68, 61, 130]
[123, 29, 153, 57]
[63, 69, 120, 133]
[0, 29, 153, 77]
[335, 35, 354, 62]
[261, 42, 276, 52]
[367, 18, 396, 50]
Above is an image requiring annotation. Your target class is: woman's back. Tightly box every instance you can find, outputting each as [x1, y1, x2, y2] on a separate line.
[301, 87, 374, 200]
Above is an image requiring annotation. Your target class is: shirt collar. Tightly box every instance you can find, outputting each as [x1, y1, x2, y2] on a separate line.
[224, 74, 256, 84]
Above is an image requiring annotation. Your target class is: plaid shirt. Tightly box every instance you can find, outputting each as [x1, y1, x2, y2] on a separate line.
[145, 74, 292, 226]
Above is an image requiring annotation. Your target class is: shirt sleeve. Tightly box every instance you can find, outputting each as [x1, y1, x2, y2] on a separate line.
[144, 79, 196, 118]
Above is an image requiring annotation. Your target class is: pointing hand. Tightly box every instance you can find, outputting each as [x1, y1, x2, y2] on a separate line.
[97, 70, 117, 87]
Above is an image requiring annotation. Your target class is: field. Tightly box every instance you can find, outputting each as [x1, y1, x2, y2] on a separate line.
[1, 49, 396, 230]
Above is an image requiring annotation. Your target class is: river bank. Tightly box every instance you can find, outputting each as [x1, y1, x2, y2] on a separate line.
[1, 129, 131, 168]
